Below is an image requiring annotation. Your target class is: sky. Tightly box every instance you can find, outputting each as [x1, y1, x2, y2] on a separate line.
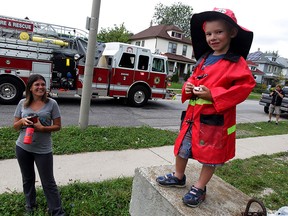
[2, 0, 288, 58]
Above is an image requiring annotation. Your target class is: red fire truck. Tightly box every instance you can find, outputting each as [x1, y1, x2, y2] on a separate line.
[0, 15, 172, 107]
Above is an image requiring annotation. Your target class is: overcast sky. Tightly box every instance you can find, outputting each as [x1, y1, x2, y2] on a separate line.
[2, 0, 288, 58]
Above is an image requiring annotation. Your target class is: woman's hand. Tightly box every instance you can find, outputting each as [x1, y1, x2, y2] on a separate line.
[33, 117, 61, 132]
[33, 121, 45, 132]
[13, 117, 33, 131]
[22, 117, 34, 126]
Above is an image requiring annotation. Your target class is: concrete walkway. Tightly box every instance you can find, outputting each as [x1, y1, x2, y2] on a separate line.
[0, 134, 287, 194]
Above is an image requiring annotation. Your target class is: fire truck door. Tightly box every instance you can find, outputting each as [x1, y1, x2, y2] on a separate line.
[109, 52, 135, 96]
[31, 62, 52, 90]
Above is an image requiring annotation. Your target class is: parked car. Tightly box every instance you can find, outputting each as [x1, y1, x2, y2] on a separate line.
[259, 86, 288, 114]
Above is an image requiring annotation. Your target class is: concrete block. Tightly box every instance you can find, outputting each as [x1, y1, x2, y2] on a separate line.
[130, 164, 254, 216]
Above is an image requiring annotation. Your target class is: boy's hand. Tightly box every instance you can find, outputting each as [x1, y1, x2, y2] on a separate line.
[185, 82, 195, 94]
[193, 85, 213, 101]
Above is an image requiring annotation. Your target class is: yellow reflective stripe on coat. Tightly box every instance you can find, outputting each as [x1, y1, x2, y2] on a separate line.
[227, 125, 236, 135]
[189, 98, 235, 135]
[189, 98, 213, 106]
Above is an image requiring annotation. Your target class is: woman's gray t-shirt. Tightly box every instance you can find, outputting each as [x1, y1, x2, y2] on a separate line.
[14, 98, 61, 154]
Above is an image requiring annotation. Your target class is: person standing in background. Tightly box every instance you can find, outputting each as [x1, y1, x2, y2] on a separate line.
[268, 84, 284, 125]
[13, 74, 65, 215]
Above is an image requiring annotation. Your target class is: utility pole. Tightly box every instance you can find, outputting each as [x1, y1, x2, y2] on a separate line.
[79, 0, 101, 129]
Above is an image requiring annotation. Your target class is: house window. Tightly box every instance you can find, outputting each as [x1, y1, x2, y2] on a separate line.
[168, 42, 177, 54]
[171, 31, 182, 39]
[182, 45, 187, 56]
[250, 66, 257, 71]
[135, 41, 145, 47]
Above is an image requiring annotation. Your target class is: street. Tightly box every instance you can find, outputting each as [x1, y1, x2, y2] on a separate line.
[1, 96, 285, 130]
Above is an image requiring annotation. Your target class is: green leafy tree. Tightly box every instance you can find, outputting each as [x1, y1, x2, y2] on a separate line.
[152, 2, 193, 37]
[97, 23, 133, 43]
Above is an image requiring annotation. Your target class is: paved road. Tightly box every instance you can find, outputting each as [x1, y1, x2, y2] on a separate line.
[0, 96, 286, 129]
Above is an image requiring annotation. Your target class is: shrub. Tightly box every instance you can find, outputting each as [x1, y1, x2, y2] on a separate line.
[184, 70, 191, 81]
[253, 83, 267, 93]
[171, 72, 179, 83]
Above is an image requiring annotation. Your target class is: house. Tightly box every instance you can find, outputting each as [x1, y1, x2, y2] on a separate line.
[130, 24, 263, 85]
[246, 60, 265, 84]
[276, 57, 288, 85]
[130, 25, 196, 81]
[247, 50, 286, 86]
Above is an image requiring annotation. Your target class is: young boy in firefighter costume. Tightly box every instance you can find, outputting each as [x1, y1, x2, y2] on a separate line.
[156, 8, 256, 207]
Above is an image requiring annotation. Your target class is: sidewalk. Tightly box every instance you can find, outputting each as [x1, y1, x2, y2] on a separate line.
[0, 134, 287, 194]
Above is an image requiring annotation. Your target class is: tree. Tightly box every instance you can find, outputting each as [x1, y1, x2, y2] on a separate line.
[152, 2, 193, 37]
[97, 23, 133, 43]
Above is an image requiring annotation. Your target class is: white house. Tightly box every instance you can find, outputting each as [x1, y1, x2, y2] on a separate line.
[130, 24, 196, 81]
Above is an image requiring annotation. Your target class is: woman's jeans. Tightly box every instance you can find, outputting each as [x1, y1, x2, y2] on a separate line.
[16, 146, 65, 215]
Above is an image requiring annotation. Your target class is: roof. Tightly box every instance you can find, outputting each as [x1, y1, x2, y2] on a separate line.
[247, 51, 284, 67]
[247, 51, 263, 61]
[251, 69, 265, 75]
[164, 53, 195, 64]
[276, 57, 288, 68]
[246, 60, 265, 75]
[130, 25, 191, 45]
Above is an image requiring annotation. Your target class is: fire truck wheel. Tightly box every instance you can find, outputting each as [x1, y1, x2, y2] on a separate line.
[128, 86, 149, 107]
[0, 77, 24, 105]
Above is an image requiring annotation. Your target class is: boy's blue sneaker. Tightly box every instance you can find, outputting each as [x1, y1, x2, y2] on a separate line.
[182, 185, 206, 207]
[156, 172, 186, 187]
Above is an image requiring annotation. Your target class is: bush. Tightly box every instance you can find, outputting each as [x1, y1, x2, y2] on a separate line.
[184, 70, 191, 81]
[253, 83, 267, 93]
[171, 73, 179, 83]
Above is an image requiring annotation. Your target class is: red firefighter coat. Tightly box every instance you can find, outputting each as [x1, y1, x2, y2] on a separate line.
[174, 53, 256, 164]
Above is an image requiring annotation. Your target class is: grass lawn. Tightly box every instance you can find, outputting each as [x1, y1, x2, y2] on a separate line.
[0, 122, 287, 215]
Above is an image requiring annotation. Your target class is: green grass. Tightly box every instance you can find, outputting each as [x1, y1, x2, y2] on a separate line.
[236, 121, 288, 138]
[0, 178, 132, 215]
[1, 122, 288, 160]
[216, 152, 288, 210]
[169, 82, 183, 89]
[0, 126, 177, 160]
[247, 92, 262, 100]
[0, 122, 287, 214]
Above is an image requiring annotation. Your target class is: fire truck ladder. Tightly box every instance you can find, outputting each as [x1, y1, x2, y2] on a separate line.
[0, 15, 105, 64]
[0, 15, 88, 41]
[0, 15, 90, 61]
[0, 37, 58, 60]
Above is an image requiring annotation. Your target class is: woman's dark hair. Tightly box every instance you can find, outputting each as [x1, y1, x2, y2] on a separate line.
[24, 74, 49, 108]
